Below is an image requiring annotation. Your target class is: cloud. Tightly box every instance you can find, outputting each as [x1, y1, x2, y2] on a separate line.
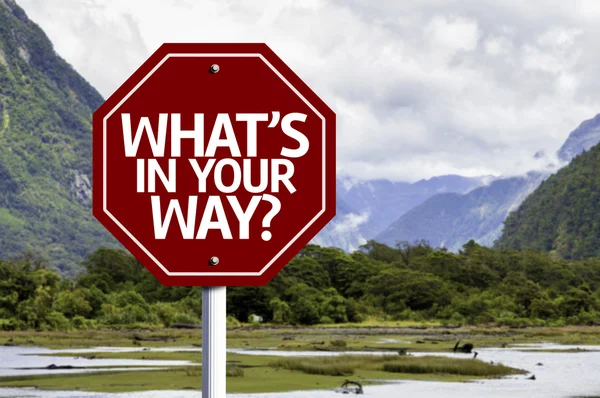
[18, 0, 600, 182]
[332, 211, 370, 235]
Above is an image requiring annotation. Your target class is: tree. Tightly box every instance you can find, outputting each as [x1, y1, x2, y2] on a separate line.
[270, 298, 292, 324]
[53, 290, 92, 318]
[322, 288, 348, 323]
[278, 257, 331, 290]
[80, 248, 144, 292]
[227, 286, 275, 322]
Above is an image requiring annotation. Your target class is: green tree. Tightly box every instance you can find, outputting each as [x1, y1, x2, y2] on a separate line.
[270, 298, 292, 324]
[53, 290, 92, 318]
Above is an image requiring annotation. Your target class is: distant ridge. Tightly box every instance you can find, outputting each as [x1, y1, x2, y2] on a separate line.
[374, 113, 600, 252]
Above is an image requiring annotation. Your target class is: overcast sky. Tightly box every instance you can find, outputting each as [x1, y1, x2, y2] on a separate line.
[18, 0, 600, 182]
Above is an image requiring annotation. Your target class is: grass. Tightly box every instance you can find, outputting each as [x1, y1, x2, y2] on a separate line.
[270, 355, 365, 376]
[382, 356, 520, 376]
[269, 354, 523, 378]
[176, 365, 243, 378]
[4, 325, 600, 355]
[0, 367, 365, 393]
[4, 325, 600, 356]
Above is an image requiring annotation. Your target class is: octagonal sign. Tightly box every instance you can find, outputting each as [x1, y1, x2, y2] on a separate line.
[92, 43, 336, 286]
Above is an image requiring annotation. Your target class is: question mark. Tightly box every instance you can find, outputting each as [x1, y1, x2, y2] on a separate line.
[261, 194, 281, 241]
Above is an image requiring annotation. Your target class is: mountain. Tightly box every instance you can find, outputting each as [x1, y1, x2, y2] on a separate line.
[337, 175, 492, 236]
[496, 141, 600, 259]
[375, 113, 600, 252]
[312, 174, 492, 252]
[0, 0, 489, 267]
[557, 114, 600, 162]
[375, 172, 547, 251]
[0, 0, 117, 274]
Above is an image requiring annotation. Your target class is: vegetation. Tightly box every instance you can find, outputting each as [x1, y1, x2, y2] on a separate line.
[3, 239, 600, 329]
[5, 324, 600, 354]
[270, 354, 522, 377]
[497, 141, 600, 260]
[381, 356, 518, 376]
[0, 0, 119, 275]
[0, 350, 524, 393]
[0, 1, 595, 394]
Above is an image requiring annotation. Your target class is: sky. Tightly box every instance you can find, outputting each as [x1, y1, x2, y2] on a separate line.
[18, 0, 600, 182]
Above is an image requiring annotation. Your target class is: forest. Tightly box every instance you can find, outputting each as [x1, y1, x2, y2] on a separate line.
[2, 239, 600, 331]
[497, 142, 600, 259]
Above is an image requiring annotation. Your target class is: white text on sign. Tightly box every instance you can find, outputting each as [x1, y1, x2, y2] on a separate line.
[119, 112, 309, 242]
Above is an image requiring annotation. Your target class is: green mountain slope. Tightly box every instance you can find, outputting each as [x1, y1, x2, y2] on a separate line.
[0, 0, 117, 274]
[496, 143, 600, 259]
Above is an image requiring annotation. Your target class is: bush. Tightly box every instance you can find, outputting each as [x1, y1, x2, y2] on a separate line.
[448, 312, 466, 326]
[345, 298, 367, 323]
[271, 357, 355, 376]
[71, 315, 94, 330]
[226, 315, 241, 327]
[176, 295, 202, 318]
[501, 317, 534, 328]
[330, 339, 347, 348]
[115, 290, 149, 310]
[53, 290, 92, 318]
[0, 308, 13, 319]
[0, 319, 17, 331]
[173, 312, 200, 325]
[577, 310, 599, 325]
[44, 311, 70, 331]
[100, 303, 159, 325]
[382, 357, 522, 376]
[226, 365, 244, 377]
[151, 302, 177, 327]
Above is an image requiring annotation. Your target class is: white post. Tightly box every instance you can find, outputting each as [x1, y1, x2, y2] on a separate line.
[202, 286, 226, 397]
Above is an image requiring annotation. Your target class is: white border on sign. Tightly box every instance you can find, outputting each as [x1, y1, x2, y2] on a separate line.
[103, 53, 327, 276]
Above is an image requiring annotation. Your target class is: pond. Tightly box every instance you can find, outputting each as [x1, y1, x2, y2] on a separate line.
[0, 346, 196, 377]
[1, 344, 599, 397]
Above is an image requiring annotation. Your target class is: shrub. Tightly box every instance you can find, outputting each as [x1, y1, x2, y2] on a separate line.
[330, 339, 347, 348]
[151, 302, 177, 327]
[271, 357, 355, 376]
[382, 356, 522, 376]
[226, 366, 244, 377]
[0, 319, 17, 331]
[173, 312, 200, 325]
[44, 311, 71, 331]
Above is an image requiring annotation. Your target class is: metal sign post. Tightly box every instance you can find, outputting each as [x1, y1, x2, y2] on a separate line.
[202, 286, 226, 397]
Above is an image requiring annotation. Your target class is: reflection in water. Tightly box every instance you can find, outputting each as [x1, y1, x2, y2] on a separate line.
[1, 345, 600, 397]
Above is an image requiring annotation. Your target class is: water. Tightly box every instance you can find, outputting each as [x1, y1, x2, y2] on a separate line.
[0, 346, 196, 377]
[1, 344, 600, 397]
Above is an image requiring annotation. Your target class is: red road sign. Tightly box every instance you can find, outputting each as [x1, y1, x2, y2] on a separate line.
[92, 43, 336, 286]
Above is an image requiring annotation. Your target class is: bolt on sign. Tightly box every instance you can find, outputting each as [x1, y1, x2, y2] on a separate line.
[92, 43, 336, 286]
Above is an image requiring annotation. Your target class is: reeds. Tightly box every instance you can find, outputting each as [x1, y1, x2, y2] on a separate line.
[270, 354, 524, 377]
